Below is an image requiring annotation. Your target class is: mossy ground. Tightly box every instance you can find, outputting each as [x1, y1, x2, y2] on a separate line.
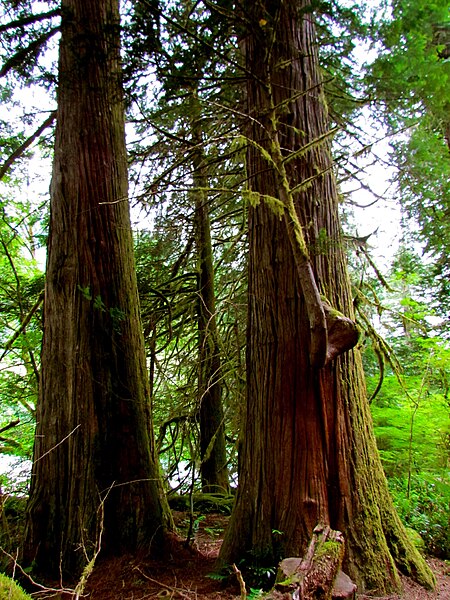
[0, 573, 32, 600]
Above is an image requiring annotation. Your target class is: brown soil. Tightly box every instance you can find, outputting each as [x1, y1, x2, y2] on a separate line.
[27, 513, 450, 599]
[358, 558, 450, 600]
[83, 512, 239, 600]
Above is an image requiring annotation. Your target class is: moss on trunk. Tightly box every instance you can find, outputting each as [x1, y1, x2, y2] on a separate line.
[218, 0, 435, 594]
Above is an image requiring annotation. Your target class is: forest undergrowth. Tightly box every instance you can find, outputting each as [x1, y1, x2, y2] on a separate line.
[1, 507, 449, 600]
[60, 512, 450, 600]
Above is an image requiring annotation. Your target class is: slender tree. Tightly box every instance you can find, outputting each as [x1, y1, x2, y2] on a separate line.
[219, 0, 434, 594]
[23, 0, 172, 576]
[190, 92, 230, 493]
[125, 0, 238, 492]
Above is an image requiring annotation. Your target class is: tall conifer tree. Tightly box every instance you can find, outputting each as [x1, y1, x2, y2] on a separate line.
[219, 0, 434, 593]
[24, 0, 172, 576]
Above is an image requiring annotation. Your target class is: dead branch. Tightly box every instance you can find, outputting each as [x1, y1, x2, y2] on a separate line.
[133, 566, 193, 599]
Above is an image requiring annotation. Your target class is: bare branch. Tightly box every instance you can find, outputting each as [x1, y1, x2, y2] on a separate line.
[33, 425, 81, 464]
[0, 419, 20, 434]
[0, 290, 44, 362]
[133, 567, 193, 600]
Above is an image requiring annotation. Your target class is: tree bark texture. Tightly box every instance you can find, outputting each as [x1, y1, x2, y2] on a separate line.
[218, 0, 434, 594]
[23, 0, 172, 576]
[190, 94, 230, 494]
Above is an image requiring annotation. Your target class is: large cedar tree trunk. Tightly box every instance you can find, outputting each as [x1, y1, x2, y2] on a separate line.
[23, 0, 172, 576]
[219, 1, 434, 594]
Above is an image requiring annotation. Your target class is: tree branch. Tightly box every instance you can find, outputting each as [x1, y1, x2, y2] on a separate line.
[0, 9, 60, 33]
[0, 420, 20, 435]
[0, 290, 45, 362]
[0, 28, 59, 78]
[0, 111, 56, 180]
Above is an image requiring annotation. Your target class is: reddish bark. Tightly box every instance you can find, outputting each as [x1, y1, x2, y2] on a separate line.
[218, 1, 434, 594]
[23, 0, 172, 576]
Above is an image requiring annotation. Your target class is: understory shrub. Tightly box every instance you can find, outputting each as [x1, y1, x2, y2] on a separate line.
[389, 474, 450, 558]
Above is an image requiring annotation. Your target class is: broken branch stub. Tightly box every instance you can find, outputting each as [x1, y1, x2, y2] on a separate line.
[322, 299, 359, 364]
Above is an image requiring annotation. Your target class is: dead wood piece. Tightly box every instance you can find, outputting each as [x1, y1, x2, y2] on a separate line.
[133, 567, 192, 599]
[276, 525, 349, 600]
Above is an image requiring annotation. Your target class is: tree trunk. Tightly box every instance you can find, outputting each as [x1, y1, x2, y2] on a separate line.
[190, 93, 230, 494]
[23, 0, 172, 577]
[218, 1, 434, 594]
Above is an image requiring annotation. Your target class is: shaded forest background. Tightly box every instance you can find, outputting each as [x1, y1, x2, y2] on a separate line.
[0, 0, 448, 589]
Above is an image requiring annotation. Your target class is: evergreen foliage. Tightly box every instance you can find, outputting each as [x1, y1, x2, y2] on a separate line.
[360, 245, 450, 558]
[363, 0, 450, 314]
[0, 0, 448, 582]
[389, 475, 450, 558]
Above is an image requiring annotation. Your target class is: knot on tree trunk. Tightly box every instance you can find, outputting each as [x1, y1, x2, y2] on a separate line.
[296, 263, 359, 369]
[274, 525, 357, 599]
[322, 298, 359, 365]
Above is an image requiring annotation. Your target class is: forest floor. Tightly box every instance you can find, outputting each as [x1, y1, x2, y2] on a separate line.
[79, 512, 450, 600]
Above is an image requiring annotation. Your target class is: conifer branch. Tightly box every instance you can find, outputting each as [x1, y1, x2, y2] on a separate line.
[0, 9, 60, 33]
[0, 29, 59, 78]
[282, 126, 339, 165]
[141, 0, 266, 86]
[0, 111, 56, 180]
